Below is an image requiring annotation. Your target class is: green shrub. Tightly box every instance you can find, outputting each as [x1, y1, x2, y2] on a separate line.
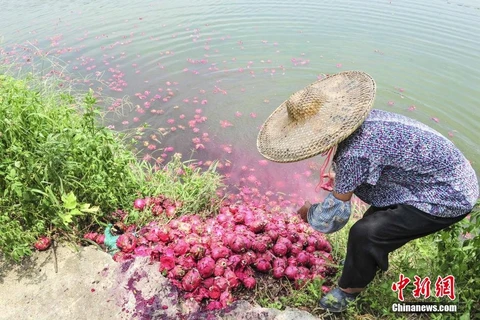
[431, 204, 479, 319]
[0, 74, 223, 261]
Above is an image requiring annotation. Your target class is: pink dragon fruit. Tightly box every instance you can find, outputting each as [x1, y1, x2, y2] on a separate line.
[83, 232, 98, 241]
[189, 244, 206, 260]
[242, 276, 256, 289]
[197, 256, 215, 278]
[255, 259, 272, 273]
[211, 245, 230, 260]
[214, 276, 229, 291]
[214, 258, 228, 276]
[159, 256, 176, 272]
[182, 268, 202, 292]
[134, 198, 146, 211]
[33, 236, 51, 251]
[116, 233, 137, 253]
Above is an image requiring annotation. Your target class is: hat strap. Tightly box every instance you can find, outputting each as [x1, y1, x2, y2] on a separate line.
[315, 146, 337, 193]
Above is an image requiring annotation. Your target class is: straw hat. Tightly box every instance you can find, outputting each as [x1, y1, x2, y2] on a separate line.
[257, 71, 376, 163]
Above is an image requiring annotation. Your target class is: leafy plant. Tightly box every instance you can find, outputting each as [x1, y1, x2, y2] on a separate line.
[431, 203, 480, 319]
[0, 73, 223, 260]
[57, 191, 100, 226]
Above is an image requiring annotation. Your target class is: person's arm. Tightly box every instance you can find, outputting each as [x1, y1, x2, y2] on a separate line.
[332, 191, 353, 202]
[297, 191, 352, 223]
[298, 156, 372, 231]
[304, 192, 352, 234]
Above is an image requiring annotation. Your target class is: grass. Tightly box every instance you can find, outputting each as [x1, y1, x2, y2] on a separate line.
[0, 71, 224, 261]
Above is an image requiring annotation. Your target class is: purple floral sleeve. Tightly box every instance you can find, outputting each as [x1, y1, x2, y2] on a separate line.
[333, 157, 371, 194]
[330, 109, 479, 217]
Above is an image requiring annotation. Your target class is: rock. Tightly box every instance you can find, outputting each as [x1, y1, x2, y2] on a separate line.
[108, 256, 180, 319]
[0, 244, 320, 320]
[274, 307, 319, 320]
[0, 244, 121, 320]
[215, 300, 281, 320]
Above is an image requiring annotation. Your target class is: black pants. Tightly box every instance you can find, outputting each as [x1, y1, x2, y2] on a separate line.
[338, 204, 468, 289]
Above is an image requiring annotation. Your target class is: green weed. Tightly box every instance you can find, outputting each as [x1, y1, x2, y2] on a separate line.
[0, 73, 223, 261]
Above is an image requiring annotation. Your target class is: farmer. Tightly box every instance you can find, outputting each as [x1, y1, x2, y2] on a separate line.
[256, 71, 479, 313]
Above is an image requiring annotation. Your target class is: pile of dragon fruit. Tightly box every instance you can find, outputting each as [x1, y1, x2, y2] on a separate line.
[85, 195, 336, 310]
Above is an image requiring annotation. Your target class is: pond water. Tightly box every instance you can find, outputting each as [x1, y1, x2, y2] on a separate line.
[1, 0, 479, 204]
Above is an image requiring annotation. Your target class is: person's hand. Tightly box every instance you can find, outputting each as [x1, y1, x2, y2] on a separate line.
[297, 201, 312, 223]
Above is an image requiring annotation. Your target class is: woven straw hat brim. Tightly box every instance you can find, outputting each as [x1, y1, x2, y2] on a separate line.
[257, 71, 376, 163]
